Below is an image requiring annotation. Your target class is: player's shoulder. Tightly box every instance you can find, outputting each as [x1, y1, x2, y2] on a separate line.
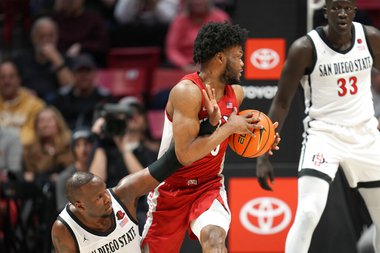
[51, 219, 77, 252]
[285, 35, 314, 63]
[291, 35, 313, 51]
[51, 218, 72, 242]
[231, 84, 244, 98]
[363, 24, 380, 36]
[170, 79, 202, 99]
[363, 24, 380, 44]
[52, 218, 67, 233]
[363, 25, 380, 53]
[229, 84, 244, 105]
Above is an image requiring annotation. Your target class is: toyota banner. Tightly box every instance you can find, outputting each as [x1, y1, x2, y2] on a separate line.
[228, 178, 298, 253]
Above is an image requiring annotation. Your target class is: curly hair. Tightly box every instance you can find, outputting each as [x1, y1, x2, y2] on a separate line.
[193, 22, 248, 64]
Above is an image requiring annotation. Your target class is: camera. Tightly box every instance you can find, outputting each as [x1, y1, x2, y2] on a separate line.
[98, 103, 136, 136]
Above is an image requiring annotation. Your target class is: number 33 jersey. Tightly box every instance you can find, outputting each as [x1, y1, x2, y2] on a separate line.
[301, 22, 374, 126]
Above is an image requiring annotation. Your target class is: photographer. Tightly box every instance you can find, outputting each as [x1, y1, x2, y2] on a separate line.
[90, 96, 158, 234]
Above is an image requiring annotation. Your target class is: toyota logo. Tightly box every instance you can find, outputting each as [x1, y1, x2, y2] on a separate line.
[240, 197, 292, 235]
[250, 48, 280, 70]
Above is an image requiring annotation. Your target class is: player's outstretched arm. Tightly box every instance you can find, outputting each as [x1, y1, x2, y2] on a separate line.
[113, 143, 182, 202]
[51, 220, 77, 253]
[256, 36, 313, 191]
[113, 103, 237, 203]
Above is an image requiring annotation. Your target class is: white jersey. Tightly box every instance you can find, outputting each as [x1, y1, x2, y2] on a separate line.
[58, 189, 141, 253]
[301, 22, 374, 126]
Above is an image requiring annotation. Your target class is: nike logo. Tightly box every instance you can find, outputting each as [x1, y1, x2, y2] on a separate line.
[257, 127, 266, 150]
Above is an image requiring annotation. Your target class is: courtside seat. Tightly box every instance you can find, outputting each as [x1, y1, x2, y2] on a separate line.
[107, 47, 161, 98]
[151, 68, 189, 96]
[95, 68, 146, 99]
[148, 68, 191, 109]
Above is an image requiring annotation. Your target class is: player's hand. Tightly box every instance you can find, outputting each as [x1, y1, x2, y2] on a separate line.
[202, 84, 221, 126]
[267, 122, 281, 155]
[256, 155, 274, 191]
[228, 108, 261, 136]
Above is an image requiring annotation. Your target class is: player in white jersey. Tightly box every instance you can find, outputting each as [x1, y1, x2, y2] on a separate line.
[256, 0, 380, 252]
[51, 144, 184, 253]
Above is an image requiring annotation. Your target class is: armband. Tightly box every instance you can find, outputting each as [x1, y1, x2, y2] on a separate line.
[148, 144, 182, 182]
[199, 119, 221, 136]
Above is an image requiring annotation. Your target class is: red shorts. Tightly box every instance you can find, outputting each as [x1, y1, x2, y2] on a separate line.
[141, 175, 229, 253]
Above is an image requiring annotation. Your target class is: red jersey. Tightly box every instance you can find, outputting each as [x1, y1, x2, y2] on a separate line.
[158, 72, 238, 180]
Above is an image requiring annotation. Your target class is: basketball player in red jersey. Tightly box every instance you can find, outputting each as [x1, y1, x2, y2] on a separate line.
[141, 22, 280, 253]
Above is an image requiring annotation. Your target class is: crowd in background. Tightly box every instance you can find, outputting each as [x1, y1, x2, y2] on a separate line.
[0, 1, 235, 252]
[0, 0, 379, 252]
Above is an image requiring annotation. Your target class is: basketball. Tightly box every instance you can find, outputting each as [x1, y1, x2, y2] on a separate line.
[228, 109, 275, 158]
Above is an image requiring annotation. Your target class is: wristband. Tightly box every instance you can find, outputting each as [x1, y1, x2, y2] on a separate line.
[199, 119, 221, 136]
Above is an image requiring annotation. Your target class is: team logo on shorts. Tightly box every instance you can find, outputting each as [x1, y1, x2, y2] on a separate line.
[312, 153, 326, 166]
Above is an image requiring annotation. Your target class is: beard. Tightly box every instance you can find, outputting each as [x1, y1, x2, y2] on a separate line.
[221, 61, 240, 85]
[101, 211, 113, 218]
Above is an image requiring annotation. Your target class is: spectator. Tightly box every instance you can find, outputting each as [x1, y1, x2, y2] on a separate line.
[118, 96, 160, 151]
[52, 0, 109, 66]
[23, 106, 73, 185]
[13, 17, 74, 103]
[85, 0, 117, 28]
[165, 0, 230, 71]
[55, 128, 95, 211]
[0, 60, 45, 146]
[0, 126, 23, 180]
[90, 97, 158, 234]
[114, 0, 179, 25]
[52, 53, 114, 130]
[22, 106, 73, 253]
[0, 127, 23, 252]
[111, 0, 179, 54]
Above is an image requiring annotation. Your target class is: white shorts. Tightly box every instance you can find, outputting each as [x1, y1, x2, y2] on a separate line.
[190, 198, 231, 241]
[299, 118, 380, 188]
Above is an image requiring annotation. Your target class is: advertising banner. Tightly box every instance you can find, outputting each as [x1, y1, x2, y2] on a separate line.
[229, 177, 298, 253]
[244, 39, 286, 80]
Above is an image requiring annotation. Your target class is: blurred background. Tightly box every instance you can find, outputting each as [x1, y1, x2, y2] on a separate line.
[0, 0, 379, 252]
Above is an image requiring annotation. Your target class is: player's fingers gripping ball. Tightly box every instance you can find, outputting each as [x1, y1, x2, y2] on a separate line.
[228, 109, 275, 158]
